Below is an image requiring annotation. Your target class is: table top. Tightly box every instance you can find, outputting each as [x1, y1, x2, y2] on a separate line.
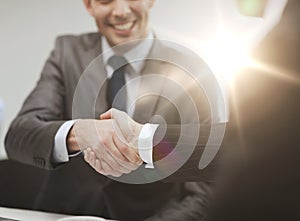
[0, 206, 68, 221]
[0, 207, 110, 221]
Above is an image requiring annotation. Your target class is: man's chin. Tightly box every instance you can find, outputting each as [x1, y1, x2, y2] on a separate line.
[109, 36, 139, 49]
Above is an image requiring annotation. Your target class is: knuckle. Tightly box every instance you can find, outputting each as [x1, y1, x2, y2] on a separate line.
[101, 167, 109, 176]
[113, 173, 122, 177]
[101, 171, 108, 176]
[103, 165, 113, 176]
[90, 151, 95, 158]
[123, 168, 132, 174]
[84, 153, 88, 161]
[119, 166, 128, 173]
[95, 166, 103, 174]
[122, 161, 137, 170]
[102, 162, 110, 171]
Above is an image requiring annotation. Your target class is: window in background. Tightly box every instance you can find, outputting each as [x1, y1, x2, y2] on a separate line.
[237, 0, 269, 17]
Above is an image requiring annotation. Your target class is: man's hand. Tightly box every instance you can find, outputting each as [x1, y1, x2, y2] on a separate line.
[67, 119, 142, 177]
[100, 108, 144, 149]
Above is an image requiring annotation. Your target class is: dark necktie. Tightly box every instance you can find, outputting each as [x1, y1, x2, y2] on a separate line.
[106, 55, 128, 112]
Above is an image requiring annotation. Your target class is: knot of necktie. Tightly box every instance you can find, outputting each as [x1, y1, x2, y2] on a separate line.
[108, 55, 128, 71]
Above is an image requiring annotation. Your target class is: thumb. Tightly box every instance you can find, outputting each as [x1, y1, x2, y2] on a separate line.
[100, 108, 113, 120]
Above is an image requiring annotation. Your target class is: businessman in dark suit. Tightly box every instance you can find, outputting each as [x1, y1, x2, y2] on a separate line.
[5, 0, 225, 220]
[206, 0, 300, 220]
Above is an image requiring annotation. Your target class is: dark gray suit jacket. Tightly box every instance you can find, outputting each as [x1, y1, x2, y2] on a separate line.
[5, 33, 221, 220]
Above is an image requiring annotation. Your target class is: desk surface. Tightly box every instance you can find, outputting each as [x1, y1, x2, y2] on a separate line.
[0, 206, 68, 221]
[0, 207, 110, 221]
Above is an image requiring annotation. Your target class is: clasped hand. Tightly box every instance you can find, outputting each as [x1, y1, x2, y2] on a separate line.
[67, 109, 143, 177]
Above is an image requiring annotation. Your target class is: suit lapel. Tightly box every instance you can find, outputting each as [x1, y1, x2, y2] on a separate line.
[133, 39, 170, 123]
[72, 33, 110, 119]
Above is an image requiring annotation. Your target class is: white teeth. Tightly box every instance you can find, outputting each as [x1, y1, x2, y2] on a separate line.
[113, 22, 133, 31]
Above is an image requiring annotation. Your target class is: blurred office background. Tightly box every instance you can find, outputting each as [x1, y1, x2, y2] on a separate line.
[0, 0, 286, 159]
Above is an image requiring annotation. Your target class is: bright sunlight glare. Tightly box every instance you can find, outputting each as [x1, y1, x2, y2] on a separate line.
[200, 27, 253, 85]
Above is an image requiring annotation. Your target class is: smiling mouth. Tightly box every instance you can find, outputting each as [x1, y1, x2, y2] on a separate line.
[111, 21, 135, 31]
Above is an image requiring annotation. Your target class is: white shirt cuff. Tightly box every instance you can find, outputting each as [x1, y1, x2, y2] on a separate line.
[52, 120, 79, 163]
[138, 123, 159, 169]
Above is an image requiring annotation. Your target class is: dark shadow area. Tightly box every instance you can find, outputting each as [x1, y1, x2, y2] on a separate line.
[0, 160, 44, 209]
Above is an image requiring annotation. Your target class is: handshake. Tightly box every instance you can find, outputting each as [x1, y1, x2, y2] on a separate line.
[67, 108, 144, 177]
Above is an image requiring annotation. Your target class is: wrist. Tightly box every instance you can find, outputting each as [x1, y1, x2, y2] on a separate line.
[128, 122, 144, 149]
[134, 123, 144, 138]
[67, 124, 80, 153]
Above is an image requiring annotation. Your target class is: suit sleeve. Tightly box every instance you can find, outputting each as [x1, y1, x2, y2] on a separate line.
[152, 122, 228, 182]
[5, 37, 67, 170]
[151, 61, 228, 182]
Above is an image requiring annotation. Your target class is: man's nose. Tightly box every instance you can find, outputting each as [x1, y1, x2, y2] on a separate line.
[112, 0, 131, 18]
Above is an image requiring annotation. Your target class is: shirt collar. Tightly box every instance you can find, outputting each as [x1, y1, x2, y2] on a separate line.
[101, 32, 154, 74]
